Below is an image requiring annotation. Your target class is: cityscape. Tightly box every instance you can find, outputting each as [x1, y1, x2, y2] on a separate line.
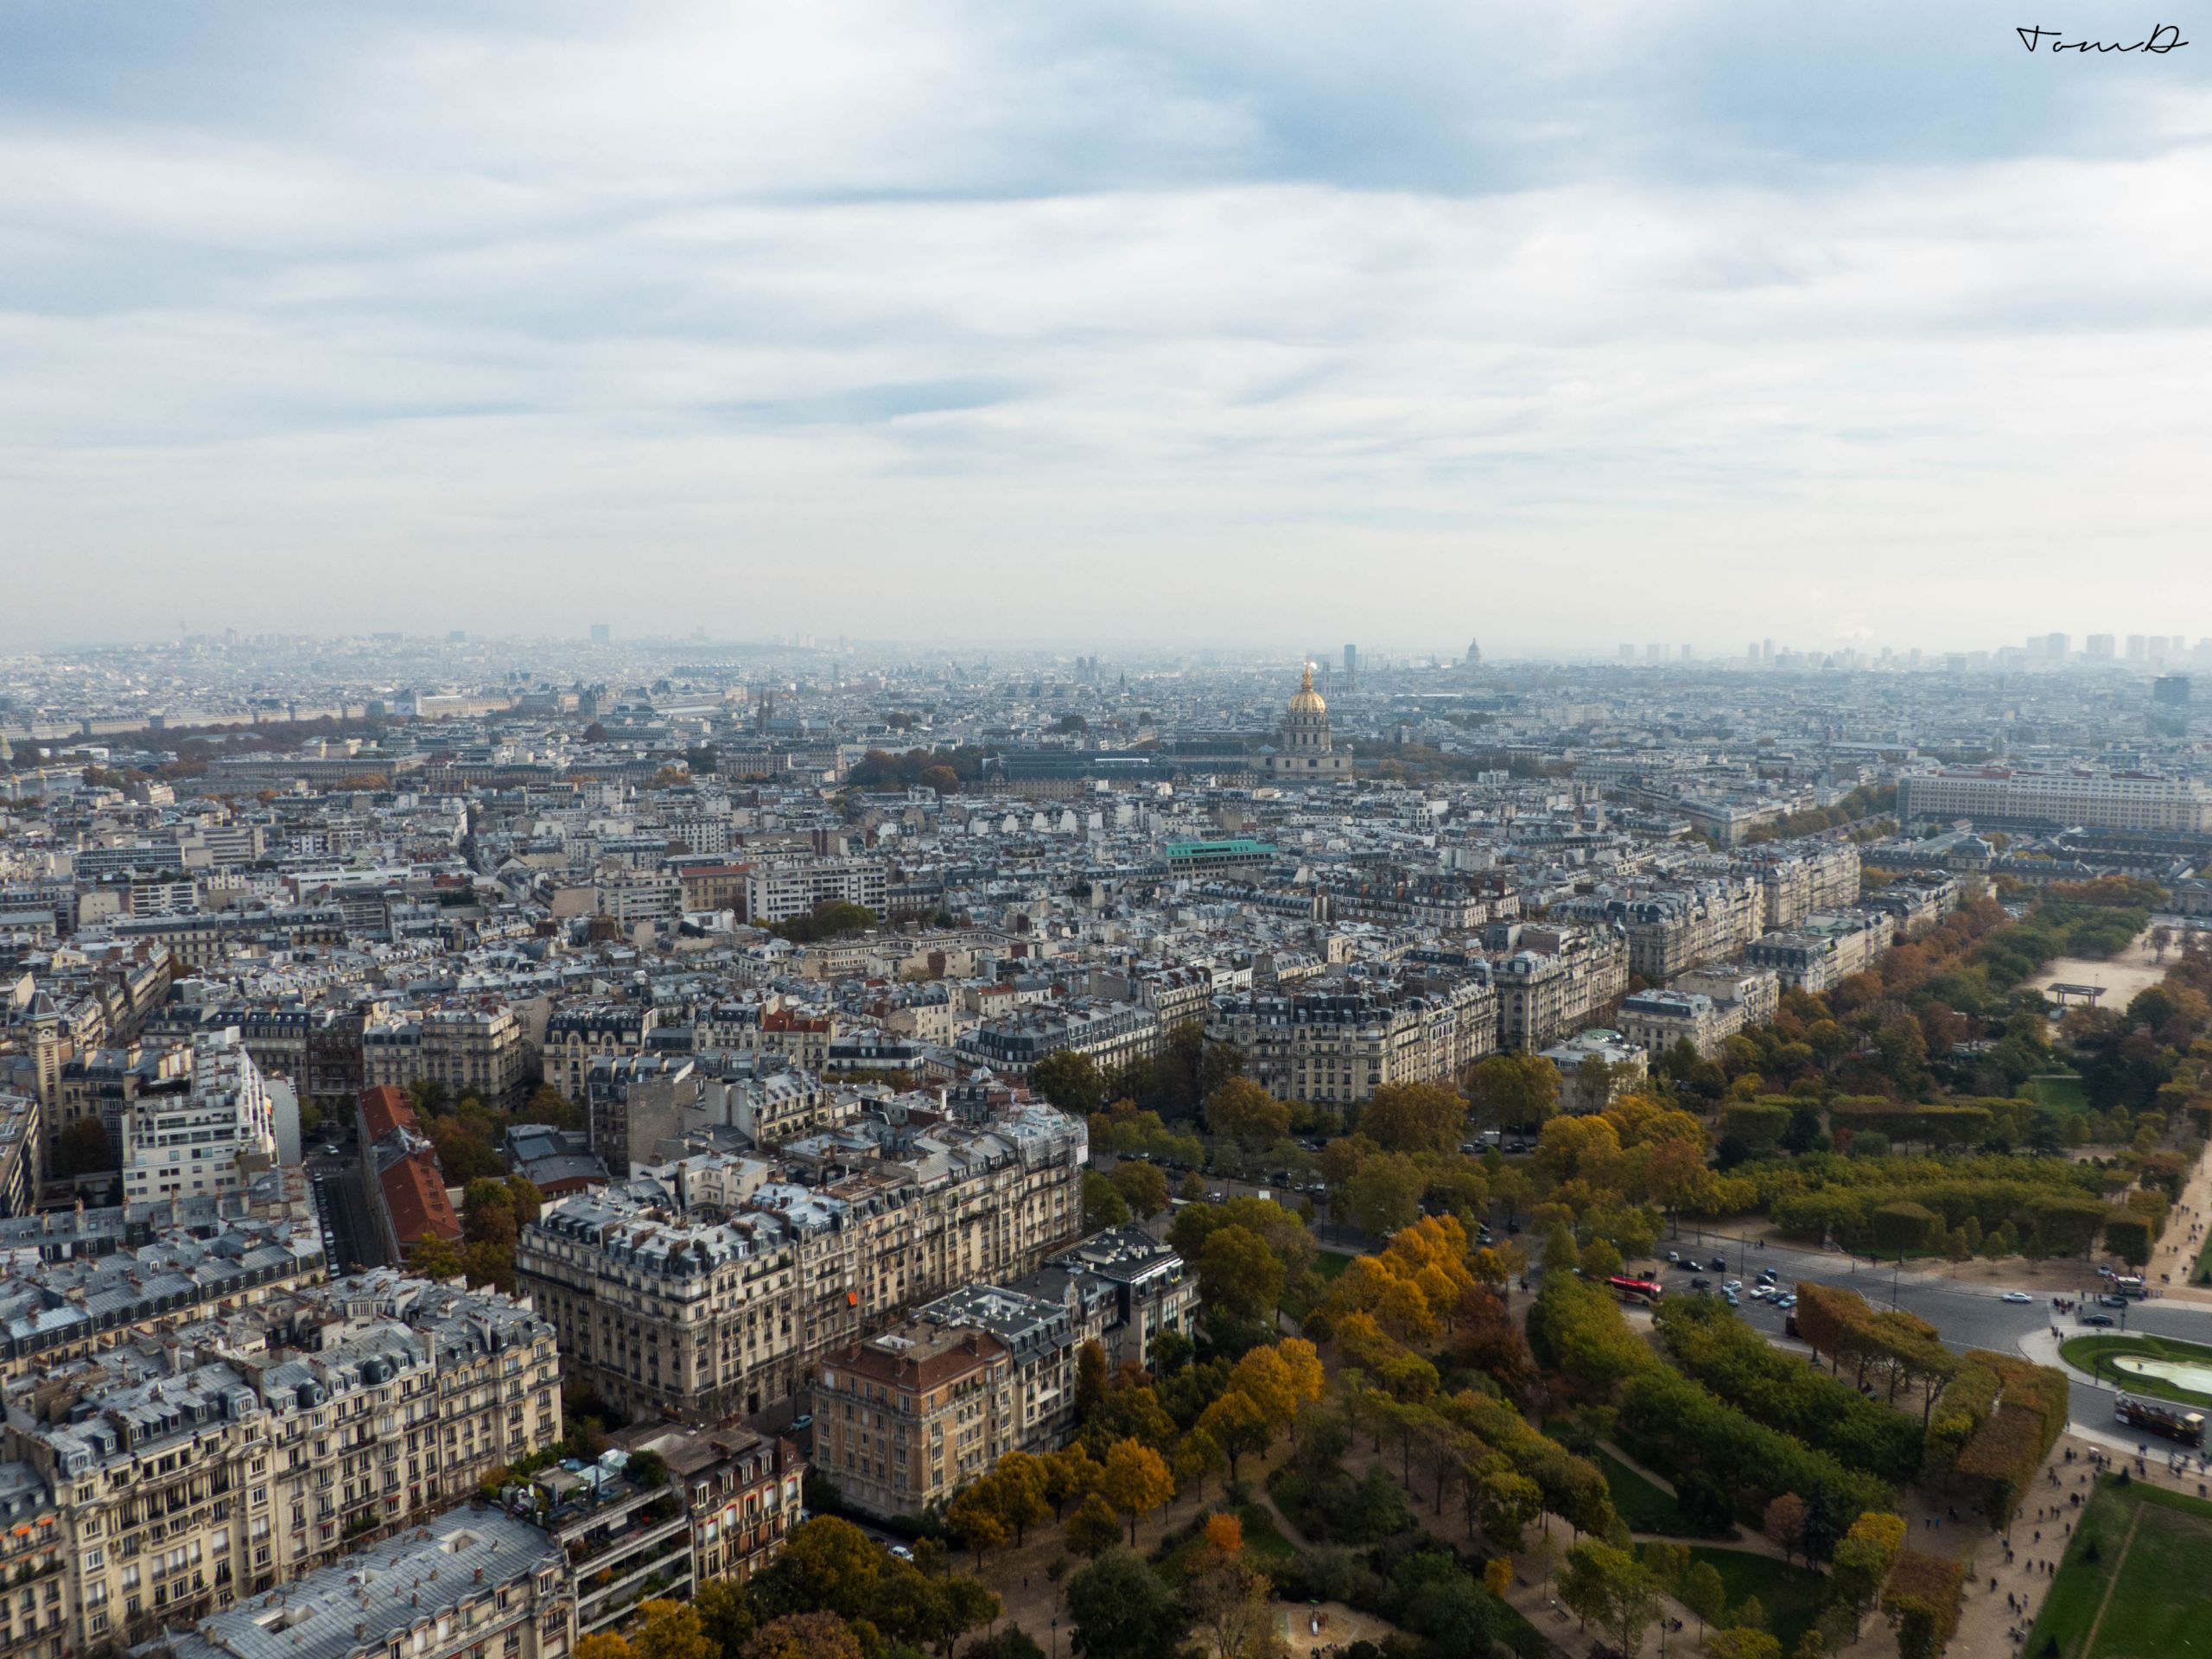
[2, 633, 2210, 1659]
[8, 7, 2212, 1659]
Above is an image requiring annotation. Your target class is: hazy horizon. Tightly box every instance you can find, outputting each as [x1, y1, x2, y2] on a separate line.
[6, 3, 2210, 650]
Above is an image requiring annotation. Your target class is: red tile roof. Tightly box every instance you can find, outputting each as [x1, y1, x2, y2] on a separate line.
[380, 1148, 461, 1248]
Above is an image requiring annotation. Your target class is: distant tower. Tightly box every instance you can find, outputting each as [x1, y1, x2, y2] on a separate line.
[1265, 664, 1353, 782]
[1465, 639, 1482, 667]
[1342, 643, 1357, 690]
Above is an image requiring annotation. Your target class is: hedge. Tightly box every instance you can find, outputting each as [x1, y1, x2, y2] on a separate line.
[1884, 1551, 1966, 1658]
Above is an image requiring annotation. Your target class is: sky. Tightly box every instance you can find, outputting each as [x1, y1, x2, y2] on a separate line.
[3, 1, 2211, 655]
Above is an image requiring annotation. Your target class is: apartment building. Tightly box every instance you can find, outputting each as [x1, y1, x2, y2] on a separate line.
[122, 1029, 279, 1207]
[1898, 768, 2212, 834]
[806, 1324, 1012, 1519]
[0, 1094, 38, 1220]
[1206, 977, 1496, 1106]
[1728, 842, 1864, 931]
[641, 1421, 802, 1587]
[1554, 877, 1762, 982]
[358, 1086, 461, 1262]
[953, 1001, 1160, 1078]
[1674, 962, 1780, 1030]
[542, 1005, 659, 1105]
[1744, 910, 1897, 995]
[0, 1185, 327, 1382]
[362, 1007, 530, 1109]
[8, 1272, 560, 1655]
[1616, 989, 1729, 1061]
[582, 1052, 836, 1165]
[1861, 868, 1962, 939]
[0, 1459, 65, 1659]
[1490, 927, 1631, 1051]
[744, 859, 888, 925]
[133, 1507, 572, 1659]
[516, 1099, 1085, 1424]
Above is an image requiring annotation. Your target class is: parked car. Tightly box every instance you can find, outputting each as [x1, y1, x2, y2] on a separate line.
[1751, 1285, 1774, 1300]
[1725, 1279, 1743, 1292]
[2001, 1290, 2034, 1304]
[2100, 1294, 2129, 1308]
[1710, 1255, 1726, 1271]
[1691, 1277, 1712, 1291]
[1758, 1268, 1778, 1284]
[1775, 1294, 1797, 1309]
[2081, 1313, 2116, 1326]
[1681, 1259, 1704, 1272]
[889, 1544, 914, 1561]
[1667, 1251, 1681, 1264]
[1724, 1290, 1739, 1306]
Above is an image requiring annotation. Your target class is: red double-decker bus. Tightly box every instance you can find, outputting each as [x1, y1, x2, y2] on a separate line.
[1608, 1274, 1664, 1306]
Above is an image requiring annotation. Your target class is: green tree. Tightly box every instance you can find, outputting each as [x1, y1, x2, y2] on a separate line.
[1108, 1160, 1170, 1219]
[1681, 1560, 1727, 1637]
[1467, 1052, 1561, 1130]
[1084, 1171, 1132, 1228]
[1065, 1548, 1181, 1659]
[1205, 1077, 1290, 1147]
[1706, 1632, 1782, 1659]
[1064, 1493, 1122, 1558]
[53, 1116, 116, 1176]
[692, 1581, 756, 1659]
[1196, 1224, 1285, 1325]
[1033, 1050, 1106, 1116]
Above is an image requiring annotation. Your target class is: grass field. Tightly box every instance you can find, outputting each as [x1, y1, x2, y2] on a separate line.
[1236, 1503, 1296, 1562]
[2060, 1333, 2212, 1409]
[1589, 1447, 1737, 1540]
[2195, 1229, 2212, 1287]
[2026, 1477, 2212, 1659]
[1684, 1548, 1827, 1653]
[1315, 1249, 1354, 1281]
[2030, 1074, 2091, 1112]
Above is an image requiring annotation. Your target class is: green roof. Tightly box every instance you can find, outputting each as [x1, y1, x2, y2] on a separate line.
[1165, 838, 1276, 858]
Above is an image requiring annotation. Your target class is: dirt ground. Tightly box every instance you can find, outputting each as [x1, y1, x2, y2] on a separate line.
[2026, 923, 2177, 1010]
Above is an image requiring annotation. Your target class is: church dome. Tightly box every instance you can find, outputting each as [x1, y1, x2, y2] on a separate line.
[1287, 663, 1326, 715]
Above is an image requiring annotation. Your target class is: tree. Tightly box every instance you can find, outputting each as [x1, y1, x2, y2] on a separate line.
[1065, 1492, 1122, 1558]
[1084, 1171, 1132, 1229]
[1206, 1077, 1291, 1147]
[1174, 1428, 1226, 1503]
[577, 1638, 632, 1659]
[1196, 1391, 1269, 1481]
[946, 1480, 1012, 1566]
[1033, 1050, 1106, 1116]
[693, 1580, 757, 1659]
[1357, 1081, 1465, 1154]
[1829, 1512, 1907, 1634]
[741, 1614, 862, 1659]
[630, 1601, 715, 1659]
[1467, 1052, 1561, 1130]
[1197, 1225, 1285, 1325]
[1764, 1493, 1808, 1566]
[1099, 1439, 1175, 1544]
[1185, 1550, 1274, 1659]
[1076, 1341, 1111, 1420]
[992, 1451, 1052, 1542]
[1046, 1441, 1104, 1516]
[1065, 1548, 1182, 1659]
[1109, 1160, 1171, 1219]
[1681, 1561, 1727, 1637]
[1343, 1153, 1426, 1236]
[761, 1518, 881, 1616]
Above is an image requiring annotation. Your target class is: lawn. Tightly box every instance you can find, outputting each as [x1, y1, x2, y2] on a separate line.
[1315, 1249, 1354, 1281]
[1236, 1503, 1296, 1562]
[2026, 1476, 2212, 1659]
[2060, 1333, 2212, 1409]
[2029, 1074, 2091, 1113]
[1590, 1447, 1737, 1541]
[2195, 1229, 2212, 1288]
[1684, 1547, 1827, 1654]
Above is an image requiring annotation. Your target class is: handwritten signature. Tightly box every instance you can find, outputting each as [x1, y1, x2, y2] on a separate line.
[2017, 23, 2187, 51]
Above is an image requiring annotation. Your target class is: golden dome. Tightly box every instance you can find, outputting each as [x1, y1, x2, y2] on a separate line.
[1287, 662, 1327, 715]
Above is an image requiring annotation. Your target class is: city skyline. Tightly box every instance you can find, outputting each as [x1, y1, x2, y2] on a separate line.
[5, 3, 2211, 646]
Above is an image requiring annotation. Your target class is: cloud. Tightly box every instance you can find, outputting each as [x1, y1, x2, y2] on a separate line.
[0, 1, 2209, 650]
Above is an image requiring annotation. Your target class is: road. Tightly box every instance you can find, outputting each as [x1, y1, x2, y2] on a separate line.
[1649, 1227, 2212, 1440]
[307, 1143, 388, 1273]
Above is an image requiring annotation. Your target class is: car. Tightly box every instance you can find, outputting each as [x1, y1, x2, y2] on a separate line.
[889, 1544, 914, 1561]
[1725, 1279, 1743, 1292]
[1207, 1191, 1226, 1203]
[1690, 1277, 1712, 1291]
[2081, 1313, 2116, 1326]
[2001, 1290, 2034, 1304]
[2100, 1294, 2129, 1308]
[1709, 1255, 1726, 1271]
[1724, 1290, 1739, 1306]
[790, 1414, 813, 1431]
[1667, 1251, 1681, 1265]
[1750, 1285, 1774, 1300]
[319, 1143, 341, 1157]
[1775, 1294, 1797, 1309]
[1681, 1260, 1704, 1272]
[1758, 1268, 1778, 1283]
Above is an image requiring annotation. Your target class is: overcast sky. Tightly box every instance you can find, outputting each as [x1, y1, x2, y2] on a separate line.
[3, 2, 2209, 655]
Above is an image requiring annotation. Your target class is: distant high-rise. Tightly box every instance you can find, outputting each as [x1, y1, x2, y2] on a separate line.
[1646, 643, 1666, 663]
[1342, 643, 1357, 690]
[1619, 644, 1637, 664]
[1746, 640, 1760, 661]
[2126, 634, 2148, 662]
[590, 623, 611, 645]
[2042, 632, 2069, 660]
[1681, 643, 1694, 661]
[2087, 634, 2116, 660]
[1762, 639, 1775, 661]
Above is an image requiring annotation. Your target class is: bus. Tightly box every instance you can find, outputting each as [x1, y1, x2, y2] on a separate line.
[1608, 1275, 1664, 1306]
[2116, 1393, 2205, 1446]
[2113, 1275, 2149, 1299]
